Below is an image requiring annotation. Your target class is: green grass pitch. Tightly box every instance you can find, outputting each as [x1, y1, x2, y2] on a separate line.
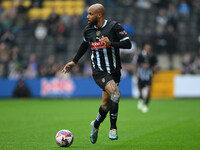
[0, 98, 199, 150]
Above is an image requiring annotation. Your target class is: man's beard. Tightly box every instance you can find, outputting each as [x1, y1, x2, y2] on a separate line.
[88, 17, 98, 27]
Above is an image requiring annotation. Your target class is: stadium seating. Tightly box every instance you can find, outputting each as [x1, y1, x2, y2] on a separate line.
[151, 70, 180, 98]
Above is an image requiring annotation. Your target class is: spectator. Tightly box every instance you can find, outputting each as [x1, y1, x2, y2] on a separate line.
[154, 25, 167, 54]
[136, 0, 152, 9]
[7, 2, 17, 20]
[60, 13, 71, 28]
[0, 42, 10, 63]
[1, 30, 15, 48]
[24, 19, 36, 36]
[167, 3, 178, 30]
[0, 5, 6, 20]
[156, 8, 168, 28]
[8, 60, 21, 79]
[181, 53, 194, 74]
[55, 35, 66, 53]
[0, 14, 13, 33]
[178, 0, 191, 17]
[38, 64, 48, 77]
[17, 0, 28, 15]
[24, 54, 38, 78]
[34, 22, 47, 40]
[57, 21, 68, 37]
[193, 55, 200, 74]
[165, 24, 177, 69]
[47, 8, 60, 36]
[11, 13, 27, 34]
[10, 45, 21, 62]
[49, 64, 59, 77]
[152, 0, 170, 8]
[142, 26, 154, 45]
[0, 63, 5, 77]
[12, 79, 31, 98]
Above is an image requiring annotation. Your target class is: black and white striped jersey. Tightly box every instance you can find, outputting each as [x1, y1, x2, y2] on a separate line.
[136, 50, 158, 81]
[83, 20, 130, 74]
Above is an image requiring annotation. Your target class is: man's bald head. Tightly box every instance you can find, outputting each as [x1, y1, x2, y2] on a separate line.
[88, 3, 105, 17]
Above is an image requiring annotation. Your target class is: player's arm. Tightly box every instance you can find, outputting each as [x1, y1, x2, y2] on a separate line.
[152, 55, 159, 73]
[100, 23, 131, 49]
[133, 54, 141, 78]
[62, 41, 88, 73]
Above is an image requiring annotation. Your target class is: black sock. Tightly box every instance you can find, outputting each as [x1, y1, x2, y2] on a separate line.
[94, 106, 108, 129]
[139, 95, 143, 100]
[145, 95, 150, 105]
[110, 100, 118, 129]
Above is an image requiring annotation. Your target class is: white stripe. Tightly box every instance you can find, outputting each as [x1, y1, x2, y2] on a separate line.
[120, 37, 129, 41]
[103, 48, 111, 74]
[83, 37, 87, 42]
[111, 47, 116, 68]
[96, 51, 103, 71]
[94, 20, 107, 29]
[91, 51, 95, 69]
[96, 112, 101, 121]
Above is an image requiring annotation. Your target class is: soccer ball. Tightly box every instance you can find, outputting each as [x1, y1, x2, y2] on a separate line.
[55, 130, 73, 147]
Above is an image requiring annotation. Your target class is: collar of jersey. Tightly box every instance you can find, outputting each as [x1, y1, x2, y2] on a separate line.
[94, 20, 107, 29]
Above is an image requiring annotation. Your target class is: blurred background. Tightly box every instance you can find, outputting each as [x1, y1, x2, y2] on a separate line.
[0, 0, 200, 99]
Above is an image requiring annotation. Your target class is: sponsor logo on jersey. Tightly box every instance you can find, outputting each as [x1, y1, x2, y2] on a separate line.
[119, 30, 127, 35]
[91, 41, 110, 49]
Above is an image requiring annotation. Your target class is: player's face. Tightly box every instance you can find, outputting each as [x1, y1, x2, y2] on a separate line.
[87, 8, 98, 26]
[145, 45, 152, 53]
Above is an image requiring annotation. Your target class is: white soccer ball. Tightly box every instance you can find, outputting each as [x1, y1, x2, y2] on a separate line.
[55, 130, 73, 147]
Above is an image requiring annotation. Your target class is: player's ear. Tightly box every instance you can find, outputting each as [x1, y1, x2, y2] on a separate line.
[97, 13, 102, 18]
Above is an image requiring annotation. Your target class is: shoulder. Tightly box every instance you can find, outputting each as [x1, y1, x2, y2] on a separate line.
[83, 25, 91, 32]
[107, 20, 122, 29]
[83, 25, 95, 35]
[107, 20, 118, 26]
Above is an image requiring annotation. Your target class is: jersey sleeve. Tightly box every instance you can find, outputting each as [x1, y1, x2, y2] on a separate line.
[113, 23, 129, 41]
[151, 55, 158, 67]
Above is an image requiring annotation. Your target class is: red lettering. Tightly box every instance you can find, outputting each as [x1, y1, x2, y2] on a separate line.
[91, 41, 110, 50]
[41, 78, 75, 96]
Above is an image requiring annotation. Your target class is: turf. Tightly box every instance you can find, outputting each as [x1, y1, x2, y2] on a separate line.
[0, 98, 199, 150]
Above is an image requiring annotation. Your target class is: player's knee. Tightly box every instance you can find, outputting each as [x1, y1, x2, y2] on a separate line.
[111, 91, 121, 103]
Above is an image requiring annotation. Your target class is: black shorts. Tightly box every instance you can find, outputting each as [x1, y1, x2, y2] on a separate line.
[138, 78, 152, 89]
[92, 71, 121, 90]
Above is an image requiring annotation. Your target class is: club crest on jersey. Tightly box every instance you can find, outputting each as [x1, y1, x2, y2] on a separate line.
[96, 31, 101, 36]
[102, 78, 105, 83]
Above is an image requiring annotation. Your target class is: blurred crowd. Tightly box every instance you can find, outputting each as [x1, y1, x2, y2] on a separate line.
[0, 0, 200, 79]
[181, 51, 200, 74]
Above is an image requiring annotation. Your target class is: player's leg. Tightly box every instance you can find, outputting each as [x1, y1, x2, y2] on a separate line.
[141, 79, 152, 113]
[94, 91, 110, 129]
[145, 85, 151, 105]
[141, 85, 151, 113]
[90, 91, 110, 144]
[137, 78, 144, 110]
[104, 80, 120, 140]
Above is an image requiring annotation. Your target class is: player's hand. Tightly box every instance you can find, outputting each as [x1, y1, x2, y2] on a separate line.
[62, 61, 76, 73]
[99, 36, 111, 46]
